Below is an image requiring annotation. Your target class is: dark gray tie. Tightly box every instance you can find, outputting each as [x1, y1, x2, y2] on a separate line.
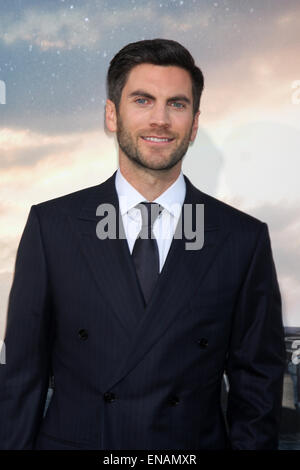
[132, 202, 163, 306]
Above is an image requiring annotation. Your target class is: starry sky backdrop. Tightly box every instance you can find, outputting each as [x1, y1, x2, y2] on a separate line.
[0, 0, 300, 333]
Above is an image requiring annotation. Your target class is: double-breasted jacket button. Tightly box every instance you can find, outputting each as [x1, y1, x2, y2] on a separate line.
[168, 395, 180, 406]
[197, 338, 208, 348]
[103, 392, 116, 403]
[78, 329, 88, 340]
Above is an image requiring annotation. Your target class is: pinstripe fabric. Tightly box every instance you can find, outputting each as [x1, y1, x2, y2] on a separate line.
[0, 171, 286, 449]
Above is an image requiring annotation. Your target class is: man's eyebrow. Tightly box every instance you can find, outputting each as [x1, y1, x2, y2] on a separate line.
[128, 90, 155, 100]
[128, 90, 191, 105]
[169, 95, 191, 105]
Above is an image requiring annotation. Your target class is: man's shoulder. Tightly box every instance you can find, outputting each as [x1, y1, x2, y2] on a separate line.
[33, 183, 100, 214]
[188, 179, 266, 233]
[204, 191, 263, 226]
[33, 173, 115, 217]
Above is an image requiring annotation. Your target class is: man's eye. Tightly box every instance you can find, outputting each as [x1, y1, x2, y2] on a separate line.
[170, 102, 185, 108]
[135, 98, 148, 104]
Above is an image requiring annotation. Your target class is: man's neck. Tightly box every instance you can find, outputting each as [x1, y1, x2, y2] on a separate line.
[118, 165, 181, 201]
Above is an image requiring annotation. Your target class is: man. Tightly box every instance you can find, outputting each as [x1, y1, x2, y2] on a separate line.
[0, 39, 285, 450]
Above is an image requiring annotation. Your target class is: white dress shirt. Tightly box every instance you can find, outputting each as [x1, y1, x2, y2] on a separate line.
[115, 168, 186, 273]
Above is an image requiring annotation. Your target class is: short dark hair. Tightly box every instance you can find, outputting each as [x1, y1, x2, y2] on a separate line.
[107, 38, 204, 116]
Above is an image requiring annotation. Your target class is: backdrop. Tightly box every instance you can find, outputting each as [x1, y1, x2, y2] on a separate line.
[0, 0, 299, 449]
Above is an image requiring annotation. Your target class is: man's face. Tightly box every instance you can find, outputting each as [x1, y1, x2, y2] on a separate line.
[107, 63, 199, 172]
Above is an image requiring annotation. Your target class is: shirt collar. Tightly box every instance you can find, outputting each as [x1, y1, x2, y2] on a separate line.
[115, 167, 186, 217]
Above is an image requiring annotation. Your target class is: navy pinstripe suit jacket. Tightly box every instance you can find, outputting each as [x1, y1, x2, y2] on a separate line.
[0, 171, 285, 449]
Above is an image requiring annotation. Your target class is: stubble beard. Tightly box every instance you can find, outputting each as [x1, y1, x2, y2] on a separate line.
[116, 112, 193, 171]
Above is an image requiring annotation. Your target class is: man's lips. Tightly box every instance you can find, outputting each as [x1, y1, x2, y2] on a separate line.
[140, 136, 175, 144]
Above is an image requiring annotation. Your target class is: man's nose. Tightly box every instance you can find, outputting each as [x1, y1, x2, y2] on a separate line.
[149, 103, 171, 127]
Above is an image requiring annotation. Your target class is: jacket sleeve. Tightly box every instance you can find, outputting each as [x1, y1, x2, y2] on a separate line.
[0, 205, 53, 449]
[224, 222, 286, 450]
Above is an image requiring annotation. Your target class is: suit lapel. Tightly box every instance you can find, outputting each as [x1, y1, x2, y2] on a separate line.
[70, 171, 230, 392]
[70, 171, 145, 338]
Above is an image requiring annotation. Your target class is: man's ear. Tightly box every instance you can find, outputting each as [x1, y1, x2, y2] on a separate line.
[105, 99, 117, 132]
[190, 110, 201, 143]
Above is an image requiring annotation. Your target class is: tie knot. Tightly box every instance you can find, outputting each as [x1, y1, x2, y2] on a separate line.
[136, 202, 163, 229]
